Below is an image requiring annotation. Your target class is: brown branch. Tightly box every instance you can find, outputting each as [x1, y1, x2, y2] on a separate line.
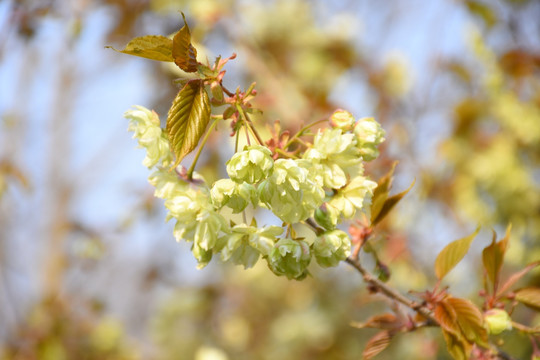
[345, 256, 437, 325]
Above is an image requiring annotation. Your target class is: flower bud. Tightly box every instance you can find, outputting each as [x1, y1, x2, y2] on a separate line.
[353, 117, 385, 161]
[314, 204, 337, 230]
[329, 109, 355, 131]
[268, 238, 311, 280]
[226, 145, 274, 184]
[314, 230, 351, 268]
[484, 309, 512, 335]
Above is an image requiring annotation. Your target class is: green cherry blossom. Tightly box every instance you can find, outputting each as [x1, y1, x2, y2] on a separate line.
[353, 117, 385, 161]
[210, 179, 257, 213]
[125, 106, 173, 168]
[258, 159, 324, 223]
[267, 238, 311, 280]
[313, 230, 351, 267]
[226, 145, 274, 184]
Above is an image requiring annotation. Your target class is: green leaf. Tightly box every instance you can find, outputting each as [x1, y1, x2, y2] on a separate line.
[371, 179, 415, 226]
[466, 1, 497, 29]
[370, 162, 396, 223]
[482, 224, 511, 292]
[106, 35, 173, 62]
[167, 80, 211, 167]
[435, 227, 480, 280]
[515, 287, 540, 311]
[362, 330, 392, 360]
[442, 329, 471, 360]
[172, 13, 198, 72]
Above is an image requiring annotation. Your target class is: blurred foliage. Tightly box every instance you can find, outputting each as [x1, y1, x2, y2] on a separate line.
[1, 0, 539, 359]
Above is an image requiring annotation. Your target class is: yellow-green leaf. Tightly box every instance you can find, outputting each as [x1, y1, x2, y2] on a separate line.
[362, 331, 392, 360]
[466, 0, 497, 29]
[370, 162, 396, 223]
[172, 13, 198, 72]
[515, 287, 540, 311]
[106, 35, 173, 62]
[167, 80, 211, 167]
[442, 329, 471, 360]
[371, 179, 415, 226]
[482, 224, 511, 291]
[435, 227, 480, 280]
[448, 297, 488, 347]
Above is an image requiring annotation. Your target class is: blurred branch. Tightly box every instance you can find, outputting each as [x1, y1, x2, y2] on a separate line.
[345, 255, 437, 325]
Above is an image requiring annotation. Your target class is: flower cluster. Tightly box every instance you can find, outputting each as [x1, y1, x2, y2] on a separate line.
[125, 107, 385, 279]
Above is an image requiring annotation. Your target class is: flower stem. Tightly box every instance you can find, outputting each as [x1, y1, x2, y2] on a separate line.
[187, 117, 219, 180]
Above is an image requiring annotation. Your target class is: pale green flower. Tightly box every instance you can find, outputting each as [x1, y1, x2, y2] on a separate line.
[353, 117, 385, 161]
[166, 187, 229, 268]
[484, 309, 512, 335]
[226, 145, 274, 184]
[313, 230, 351, 267]
[268, 238, 311, 280]
[218, 224, 282, 268]
[303, 128, 361, 189]
[329, 109, 355, 131]
[328, 176, 377, 219]
[258, 159, 324, 223]
[125, 106, 173, 168]
[148, 168, 187, 199]
[210, 179, 257, 213]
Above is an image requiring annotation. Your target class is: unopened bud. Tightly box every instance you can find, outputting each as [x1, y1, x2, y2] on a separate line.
[329, 109, 355, 131]
[484, 309, 512, 335]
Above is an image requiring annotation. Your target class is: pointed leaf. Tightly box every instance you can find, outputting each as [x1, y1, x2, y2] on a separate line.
[497, 261, 540, 298]
[435, 227, 480, 280]
[448, 297, 488, 347]
[106, 35, 173, 62]
[514, 287, 540, 311]
[167, 80, 211, 167]
[482, 224, 511, 291]
[371, 179, 415, 226]
[442, 329, 471, 360]
[434, 300, 459, 334]
[351, 313, 399, 330]
[172, 13, 198, 72]
[370, 162, 396, 223]
[362, 331, 392, 360]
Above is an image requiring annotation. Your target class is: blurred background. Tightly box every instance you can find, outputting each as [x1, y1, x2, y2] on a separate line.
[1, 0, 539, 359]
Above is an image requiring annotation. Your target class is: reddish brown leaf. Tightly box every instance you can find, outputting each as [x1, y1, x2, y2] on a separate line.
[172, 13, 198, 72]
[514, 287, 540, 311]
[434, 300, 459, 334]
[362, 331, 392, 360]
[497, 261, 540, 298]
[448, 297, 488, 347]
[351, 313, 399, 330]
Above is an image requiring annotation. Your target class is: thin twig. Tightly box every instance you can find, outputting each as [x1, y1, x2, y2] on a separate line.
[345, 256, 437, 325]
